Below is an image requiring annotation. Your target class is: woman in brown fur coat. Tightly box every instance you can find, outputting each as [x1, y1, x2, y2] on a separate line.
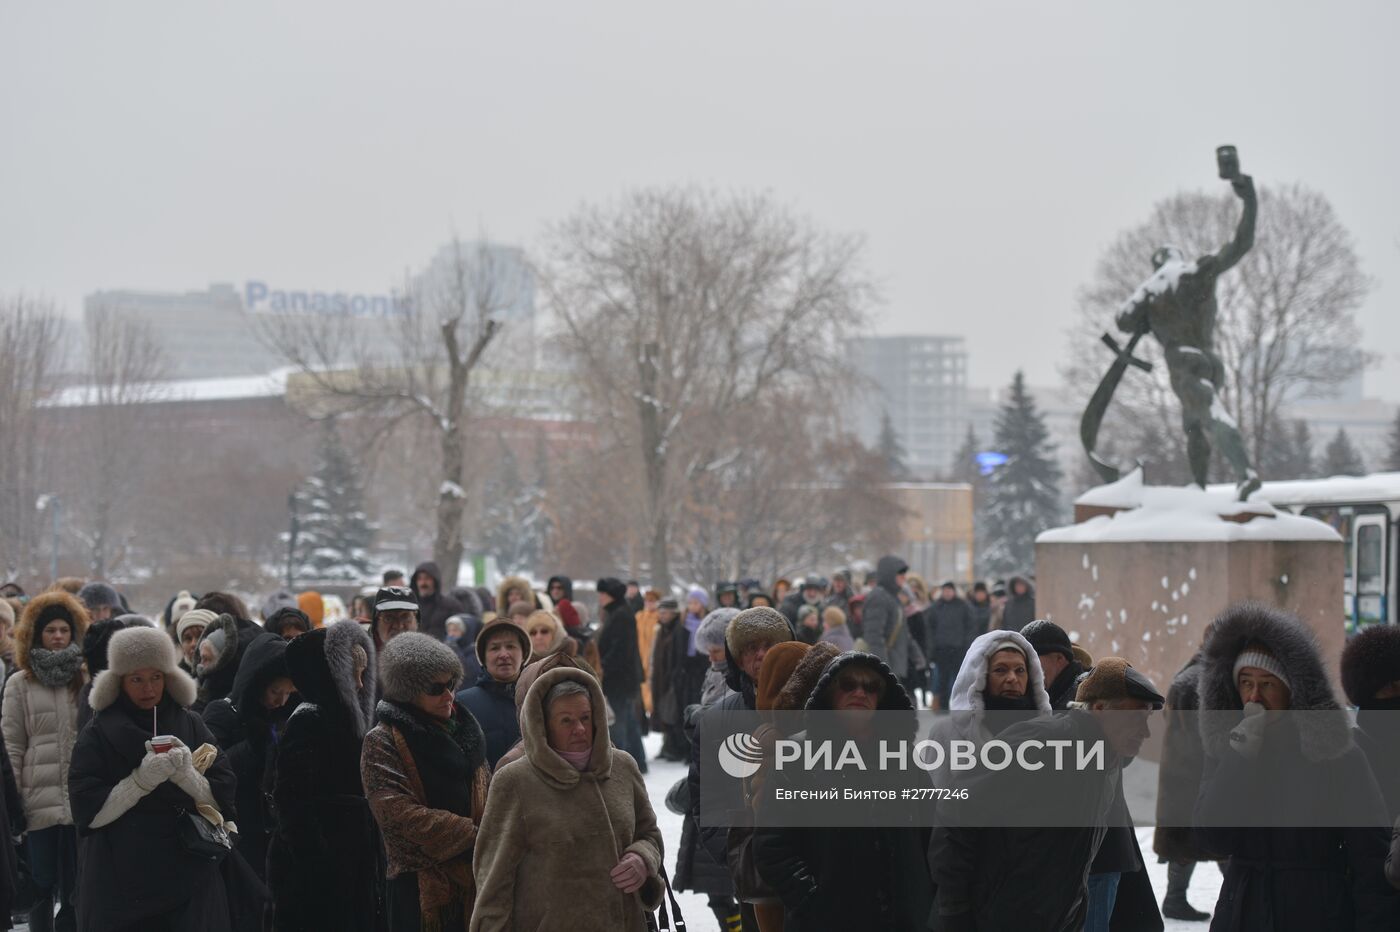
[470, 666, 663, 931]
[363, 633, 490, 932]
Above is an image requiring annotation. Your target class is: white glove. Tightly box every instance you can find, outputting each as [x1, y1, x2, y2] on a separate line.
[165, 745, 193, 775]
[134, 748, 179, 791]
[1228, 701, 1269, 760]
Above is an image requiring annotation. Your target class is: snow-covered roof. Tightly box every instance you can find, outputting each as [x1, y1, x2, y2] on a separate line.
[42, 368, 293, 408]
[1207, 472, 1400, 508]
[1048, 469, 1342, 544]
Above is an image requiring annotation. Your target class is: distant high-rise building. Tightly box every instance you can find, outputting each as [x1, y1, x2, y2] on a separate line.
[849, 335, 968, 479]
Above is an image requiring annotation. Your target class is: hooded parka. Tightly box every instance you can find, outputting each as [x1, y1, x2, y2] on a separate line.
[470, 666, 663, 931]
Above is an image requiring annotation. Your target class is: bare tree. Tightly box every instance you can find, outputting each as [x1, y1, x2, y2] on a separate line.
[1066, 183, 1370, 480]
[51, 309, 170, 577]
[261, 238, 524, 588]
[542, 187, 875, 588]
[0, 295, 64, 580]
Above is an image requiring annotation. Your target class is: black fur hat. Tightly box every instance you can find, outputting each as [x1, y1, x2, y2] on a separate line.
[1340, 624, 1400, 707]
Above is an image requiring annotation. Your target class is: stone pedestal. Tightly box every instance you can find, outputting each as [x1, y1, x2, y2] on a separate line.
[1035, 473, 1345, 696]
[1036, 538, 1344, 697]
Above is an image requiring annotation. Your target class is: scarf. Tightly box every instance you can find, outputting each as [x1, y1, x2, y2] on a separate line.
[982, 691, 1038, 712]
[684, 612, 703, 657]
[390, 701, 479, 818]
[556, 747, 593, 771]
[30, 643, 84, 689]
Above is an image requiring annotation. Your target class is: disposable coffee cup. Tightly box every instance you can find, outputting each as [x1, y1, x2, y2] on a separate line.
[151, 735, 176, 754]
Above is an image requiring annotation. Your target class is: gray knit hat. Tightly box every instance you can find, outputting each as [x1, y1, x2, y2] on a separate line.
[378, 631, 464, 702]
[695, 608, 741, 654]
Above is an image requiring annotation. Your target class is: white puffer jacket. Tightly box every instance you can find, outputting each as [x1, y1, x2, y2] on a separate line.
[2, 672, 81, 830]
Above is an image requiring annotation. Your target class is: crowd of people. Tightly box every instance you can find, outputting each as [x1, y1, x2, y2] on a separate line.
[0, 557, 1393, 931]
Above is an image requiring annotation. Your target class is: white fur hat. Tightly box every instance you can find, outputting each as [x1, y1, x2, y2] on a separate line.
[90, 626, 197, 712]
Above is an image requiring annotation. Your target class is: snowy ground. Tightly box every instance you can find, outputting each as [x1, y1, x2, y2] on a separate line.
[639, 732, 1223, 931]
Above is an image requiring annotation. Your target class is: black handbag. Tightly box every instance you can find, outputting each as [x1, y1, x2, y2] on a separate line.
[645, 865, 687, 932]
[177, 808, 232, 862]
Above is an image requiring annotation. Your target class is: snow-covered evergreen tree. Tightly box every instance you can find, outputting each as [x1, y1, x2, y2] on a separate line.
[877, 409, 909, 480]
[475, 439, 548, 574]
[1260, 417, 1315, 480]
[979, 372, 1062, 577]
[291, 421, 376, 583]
[1321, 427, 1366, 477]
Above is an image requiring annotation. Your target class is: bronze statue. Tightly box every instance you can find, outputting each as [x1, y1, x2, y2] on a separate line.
[1081, 146, 1259, 500]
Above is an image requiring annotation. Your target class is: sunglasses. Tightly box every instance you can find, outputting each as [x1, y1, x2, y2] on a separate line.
[835, 675, 884, 695]
[423, 680, 456, 697]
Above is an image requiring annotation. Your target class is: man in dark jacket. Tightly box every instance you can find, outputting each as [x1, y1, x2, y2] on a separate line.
[1004, 576, 1036, 630]
[1021, 619, 1086, 711]
[779, 577, 825, 632]
[454, 615, 531, 769]
[1194, 603, 1397, 931]
[596, 577, 647, 772]
[929, 657, 1163, 932]
[861, 556, 910, 687]
[409, 561, 463, 642]
[928, 581, 977, 710]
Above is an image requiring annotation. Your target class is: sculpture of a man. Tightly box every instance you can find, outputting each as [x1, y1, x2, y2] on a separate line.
[1113, 158, 1259, 499]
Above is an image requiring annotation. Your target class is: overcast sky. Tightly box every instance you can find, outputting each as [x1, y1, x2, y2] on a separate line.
[3, 1, 1397, 399]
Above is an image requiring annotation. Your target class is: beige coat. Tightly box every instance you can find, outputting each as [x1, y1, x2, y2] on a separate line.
[470, 666, 663, 932]
[3, 672, 81, 830]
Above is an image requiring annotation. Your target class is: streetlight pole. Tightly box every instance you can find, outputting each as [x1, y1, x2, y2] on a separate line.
[35, 494, 60, 581]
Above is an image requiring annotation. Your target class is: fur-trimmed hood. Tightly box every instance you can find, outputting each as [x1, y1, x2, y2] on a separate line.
[804, 651, 914, 713]
[1198, 601, 1351, 762]
[773, 641, 841, 713]
[496, 575, 537, 615]
[286, 620, 376, 739]
[519, 665, 614, 788]
[90, 625, 197, 711]
[16, 589, 90, 675]
[950, 630, 1053, 714]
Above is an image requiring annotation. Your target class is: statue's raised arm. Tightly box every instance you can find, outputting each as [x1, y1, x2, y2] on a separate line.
[1210, 173, 1256, 274]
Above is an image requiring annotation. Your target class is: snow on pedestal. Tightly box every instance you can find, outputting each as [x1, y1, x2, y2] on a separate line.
[1035, 470, 1345, 712]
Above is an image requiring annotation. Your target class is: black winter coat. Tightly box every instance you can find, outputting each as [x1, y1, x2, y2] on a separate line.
[69, 694, 238, 932]
[268, 622, 383, 932]
[927, 597, 976, 654]
[597, 599, 643, 702]
[928, 711, 1119, 932]
[754, 652, 931, 932]
[455, 675, 518, 770]
[1194, 603, 1399, 931]
[1003, 578, 1036, 630]
[201, 632, 295, 881]
[1195, 730, 1396, 931]
[674, 692, 740, 897]
[1153, 651, 1222, 863]
[411, 561, 465, 643]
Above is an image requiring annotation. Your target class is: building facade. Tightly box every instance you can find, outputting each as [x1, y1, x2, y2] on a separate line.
[849, 335, 968, 479]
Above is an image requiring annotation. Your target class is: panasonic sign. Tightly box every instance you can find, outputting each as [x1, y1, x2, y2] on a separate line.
[243, 281, 411, 317]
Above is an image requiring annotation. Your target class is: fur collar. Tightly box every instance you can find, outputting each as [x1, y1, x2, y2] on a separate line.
[1198, 602, 1351, 762]
[326, 621, 375, 738]
[375, 699, 487, 771]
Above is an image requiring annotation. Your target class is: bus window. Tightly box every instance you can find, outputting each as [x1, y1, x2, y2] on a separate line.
[1355, 518, 1385, 626]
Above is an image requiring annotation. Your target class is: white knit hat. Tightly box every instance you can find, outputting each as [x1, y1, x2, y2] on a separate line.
[176, 608, 218, 642]
[1233, 647, 1292, 692]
